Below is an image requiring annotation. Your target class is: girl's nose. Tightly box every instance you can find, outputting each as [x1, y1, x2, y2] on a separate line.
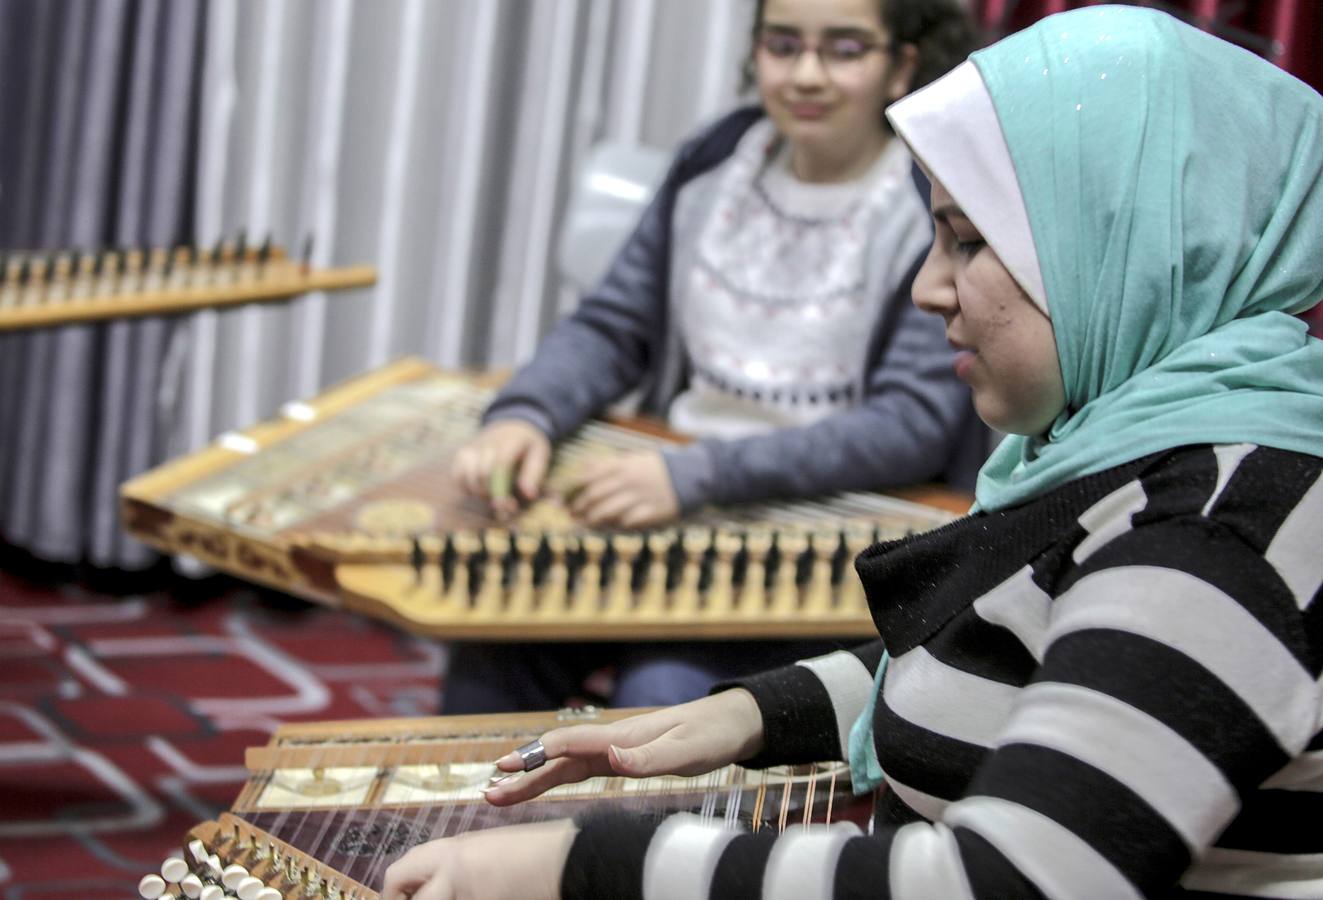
[911, 241, 956, 317]
[790, 47, 829, 88]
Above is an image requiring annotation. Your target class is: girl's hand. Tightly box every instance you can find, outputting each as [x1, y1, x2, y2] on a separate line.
[483, 689, 764, 806]
[563, 450, 679, 528]
[380, 819, 576, 900]
[452, 420, 552, 519]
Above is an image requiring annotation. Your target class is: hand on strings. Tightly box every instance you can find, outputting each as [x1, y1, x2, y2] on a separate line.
[380, 818, 576, 900]
[563, 450, 680, 528]
[452, 419, 552, 519]
[482, 689, 765, 807]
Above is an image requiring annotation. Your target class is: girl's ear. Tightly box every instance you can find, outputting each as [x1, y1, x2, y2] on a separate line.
[887, 43, 920, 103]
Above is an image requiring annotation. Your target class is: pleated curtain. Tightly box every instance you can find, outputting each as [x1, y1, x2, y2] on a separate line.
[0, 0, 205, 568]
[1, 0, 1315, 569]
[177, 0, 752, 502]
[0, 0, 752, 569]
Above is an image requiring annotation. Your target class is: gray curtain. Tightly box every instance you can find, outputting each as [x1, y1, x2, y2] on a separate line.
[0, 0, 751, 570]
[0, 0, 205, 568]
[180, 0, 751, 458]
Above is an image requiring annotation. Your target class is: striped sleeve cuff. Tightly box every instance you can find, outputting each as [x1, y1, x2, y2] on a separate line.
[713, 650, 861, 767]
[795, 651, 876, 760]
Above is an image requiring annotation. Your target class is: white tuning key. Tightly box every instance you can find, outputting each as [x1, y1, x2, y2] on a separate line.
[180, 873, 204, 899]
[254, 887, 283, 900]
[161, 857, 190, 883]
[236, 876, 266, 900]
[205, 854, 224, 879]
[222, 863, 249, 889]
[199, 885, 225, 900]
[188, 839, 208, 864]
[138, 874, 168, 899]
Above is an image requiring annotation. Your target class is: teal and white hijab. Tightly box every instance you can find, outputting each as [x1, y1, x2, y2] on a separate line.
[897, 4, 1323, 513]
[849, 4, 1323, 791]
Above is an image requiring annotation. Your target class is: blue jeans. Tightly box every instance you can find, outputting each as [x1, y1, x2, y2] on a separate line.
[440, 639, 846, 714]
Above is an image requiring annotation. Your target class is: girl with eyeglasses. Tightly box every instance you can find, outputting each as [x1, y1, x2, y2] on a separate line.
[388, 6, 1323, 898]
[442, 0, 978, 716]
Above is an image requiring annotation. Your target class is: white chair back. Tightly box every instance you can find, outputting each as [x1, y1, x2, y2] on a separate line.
[557, 142, 669, 292]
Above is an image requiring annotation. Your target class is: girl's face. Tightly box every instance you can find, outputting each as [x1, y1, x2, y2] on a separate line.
[912, 178, 1066, 436]
[755, 0, 913, 177]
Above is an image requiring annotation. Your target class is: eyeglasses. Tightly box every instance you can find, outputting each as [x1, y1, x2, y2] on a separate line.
[755, 30, 888, 77]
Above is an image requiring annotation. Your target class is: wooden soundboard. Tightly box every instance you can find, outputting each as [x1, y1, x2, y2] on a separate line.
[121, 358, 970, 641]
[133, 708, 866, 900]
[0, 242, 374, 331]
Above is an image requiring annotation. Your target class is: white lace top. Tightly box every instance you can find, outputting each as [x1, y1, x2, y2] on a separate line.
[668, 118, 915, 439]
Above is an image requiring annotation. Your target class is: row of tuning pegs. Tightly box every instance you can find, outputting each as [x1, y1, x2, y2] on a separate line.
[138, 838, 285, 899]
[0, 233, 315, 306]
[399, 522, 903, 597]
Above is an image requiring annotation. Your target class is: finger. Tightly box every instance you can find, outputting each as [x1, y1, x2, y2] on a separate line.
[556, 465, 593, 504]
[452, 449, 481, 498]
[566, 473, 627, 518]
[494, 716, 668, 774]
[516, 438, 550, 502]
[411, 874, 455, 900]
[560, 451, 619, 493]
[381, 846, 440, 900]
[482, 755, 604, 806]
[488, 465, 518, 519]
[490, 438, 537, 517]
[563, 468, 635, 516]
[488, 466, 513, 503]
[618, 503, 665, 530]
[494, 724, 704, 780]
[560, 710, 725, 778]
[610, 726, 735, 777]
[576, 489, 638, 527]
[451, 448, 470, 487]
[464, 448, 495, 500]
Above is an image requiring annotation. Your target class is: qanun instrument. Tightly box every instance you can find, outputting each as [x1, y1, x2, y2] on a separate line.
[132, 708, 867, 900]
[122, 358, 966, 640]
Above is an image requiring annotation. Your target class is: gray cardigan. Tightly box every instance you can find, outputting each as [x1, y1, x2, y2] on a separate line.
[487, 107, 983, 511]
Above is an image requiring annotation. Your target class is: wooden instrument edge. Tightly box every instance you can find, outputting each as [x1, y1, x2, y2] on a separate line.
[329, 563, 881, 640]
[120, 357, 448, 501]
[191, 814, 379, 900]
[0, 264, 377, 332]
[885, 483, 974, 516]
[263, 707, 641, 745]
[244, 707, 641, 786]
[119, 358, 483, 606]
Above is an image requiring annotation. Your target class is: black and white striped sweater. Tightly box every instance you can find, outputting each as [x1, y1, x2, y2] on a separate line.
[562, 444, 1323, 899]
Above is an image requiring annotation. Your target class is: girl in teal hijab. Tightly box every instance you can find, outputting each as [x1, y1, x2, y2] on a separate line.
[381, 9, 1323, 900]
[846, 1, 1323, 802]
[966, 4, 1323, 510]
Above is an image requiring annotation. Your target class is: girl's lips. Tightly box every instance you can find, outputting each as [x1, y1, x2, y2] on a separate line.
[789, 103, 828, 120]
[953, 349, 977, 381]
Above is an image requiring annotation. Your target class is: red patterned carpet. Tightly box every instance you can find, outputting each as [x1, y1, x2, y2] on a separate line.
[0, 546, 445, 899]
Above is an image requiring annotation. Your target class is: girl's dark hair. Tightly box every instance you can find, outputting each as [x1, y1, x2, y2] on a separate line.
[740, 0, 980, 96]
